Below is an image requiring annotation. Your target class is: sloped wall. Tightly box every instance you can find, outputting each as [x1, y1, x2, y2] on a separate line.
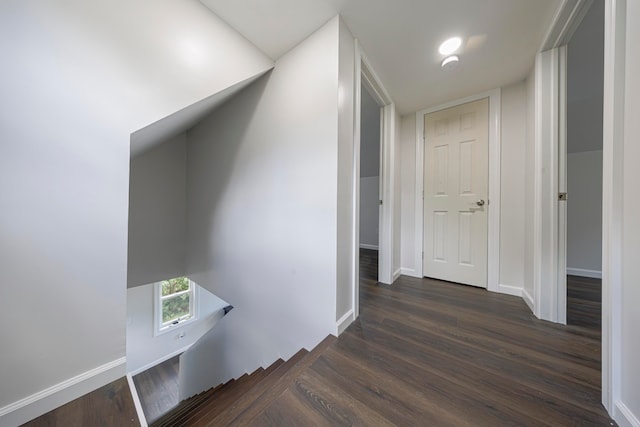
[185, 17, 341, 385]
[0, 0, 272, 423]
[128, 133, 188, 288]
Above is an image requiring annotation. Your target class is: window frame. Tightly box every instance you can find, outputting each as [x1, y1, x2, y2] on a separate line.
[153, 277, 199, 336]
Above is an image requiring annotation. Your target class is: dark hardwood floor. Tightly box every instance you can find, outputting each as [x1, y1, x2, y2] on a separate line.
[20, 377, 139, 427]
[132, 355, 180, 424]
[359, 248, 378, 282]
[252, 256, 614, 426]
[567, 274, 602, 329]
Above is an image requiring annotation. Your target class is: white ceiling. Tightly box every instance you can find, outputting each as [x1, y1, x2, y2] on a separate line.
[200, 0, 562, 114]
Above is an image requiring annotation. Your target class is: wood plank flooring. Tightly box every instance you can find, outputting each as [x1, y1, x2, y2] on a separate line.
[132, 354, 180, 424]
[252, 253, 614, 426]
[567, 274, 602, 329]
[20, 377, 139, 427]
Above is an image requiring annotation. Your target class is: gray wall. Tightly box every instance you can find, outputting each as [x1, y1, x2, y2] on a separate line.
[500, 82, 527, 290]
[567, 150, 602, 274]
[360, 85, 381, 248]
[128, 134, 187, 287]
[566, 1, 604, 275]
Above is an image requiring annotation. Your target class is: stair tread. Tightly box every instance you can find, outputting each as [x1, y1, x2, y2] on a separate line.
[150, 385, 219, 427]
[151, 335, 336, 427]
[204, 335, 337, 427]
[174, 360, 283, 426]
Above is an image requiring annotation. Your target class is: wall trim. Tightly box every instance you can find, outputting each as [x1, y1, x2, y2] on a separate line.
[359, 243, 379, 250]
[126, 374, 149, 427]
[400, 267, 420, 278]
[336, 310, 355, 335]
[393, 268, 401, 282]
[414, 89, 501, 290]
[0, 357, 126, 427]
[128, 345, 192, 377]
[615, 401, 640, 427]
[522, 288, 535, 314]
[496, 284, 524, 298]
[567, 267, 603, 278]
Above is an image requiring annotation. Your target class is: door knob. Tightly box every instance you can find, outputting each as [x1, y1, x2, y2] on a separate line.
[476, 199, 485, 206]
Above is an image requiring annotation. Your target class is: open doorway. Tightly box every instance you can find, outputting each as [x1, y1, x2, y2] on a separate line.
[351, 43, 396, 321]
[359, 83, 382, 283]
[564, 1, 604, 329]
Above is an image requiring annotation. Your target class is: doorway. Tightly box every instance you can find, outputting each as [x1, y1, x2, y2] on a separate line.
[564, 1, 604, 329]
[351, 42, 396, 322]
[359, 83, 382, 282]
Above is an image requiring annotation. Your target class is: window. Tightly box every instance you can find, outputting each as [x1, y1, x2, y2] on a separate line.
[154, 276, 198, 335]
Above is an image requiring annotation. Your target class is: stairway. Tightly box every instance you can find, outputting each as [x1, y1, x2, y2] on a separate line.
[150, 335, 336, 427]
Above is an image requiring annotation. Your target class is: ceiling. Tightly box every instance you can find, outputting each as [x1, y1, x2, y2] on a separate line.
[200, 0, 562, 114]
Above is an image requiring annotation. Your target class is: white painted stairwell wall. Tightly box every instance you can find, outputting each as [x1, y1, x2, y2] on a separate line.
[183, 17, 342, 394]
[0, 1, 272, 424]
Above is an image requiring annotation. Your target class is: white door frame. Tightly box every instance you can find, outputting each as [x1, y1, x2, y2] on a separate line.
[414, 89, 502, 294]
[535, 0, 625, 415]
[601, 0, 625, 415]
[352, 40, 396, 318]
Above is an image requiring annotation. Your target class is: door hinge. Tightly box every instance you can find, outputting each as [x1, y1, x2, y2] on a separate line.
[558, 192, 568, 201]
[379, 199, 383, 205]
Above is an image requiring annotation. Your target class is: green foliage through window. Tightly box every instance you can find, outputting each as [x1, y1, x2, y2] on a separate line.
[158, 277, 194, 327]
[161, 276, 190, 296]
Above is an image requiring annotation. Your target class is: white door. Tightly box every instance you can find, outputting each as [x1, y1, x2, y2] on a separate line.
[423, 98, 489, 287]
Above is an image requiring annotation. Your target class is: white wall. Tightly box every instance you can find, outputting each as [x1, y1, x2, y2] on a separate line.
[400, 114, 417, 275]
[184, 17, 340, 387]
[126, 283, 227, 375]
[336, 18, 356, 323]
[359, 85, 381, 249]
[128, 134, 187, 288]
[567, 150, 603, 275]
[523, 67, 537, 308]
[620, 0, 640, 422]
[0, 0, 272, 423]
[500, 82, 527, 291]
[394, 109, 402, 278]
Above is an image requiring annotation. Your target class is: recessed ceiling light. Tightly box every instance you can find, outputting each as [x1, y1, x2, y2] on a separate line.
[441, 55, 459, 70]
[439, 37, 462, 55]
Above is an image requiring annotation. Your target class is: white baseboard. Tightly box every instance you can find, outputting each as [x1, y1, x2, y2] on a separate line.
[128, 345, 192, 376]
[615, 401, 640, 427]
[566, 267, 602, 279]
[336, 310, 355, 335]
[491, 283, 523, 298]
[359, 243, 379, 250]
[522, 288, 535, 314]
[0, 357, 126, 427]
[393, 268, 402, 282]
[400, 268, 420, 278]
[126, 374, 148, 427]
